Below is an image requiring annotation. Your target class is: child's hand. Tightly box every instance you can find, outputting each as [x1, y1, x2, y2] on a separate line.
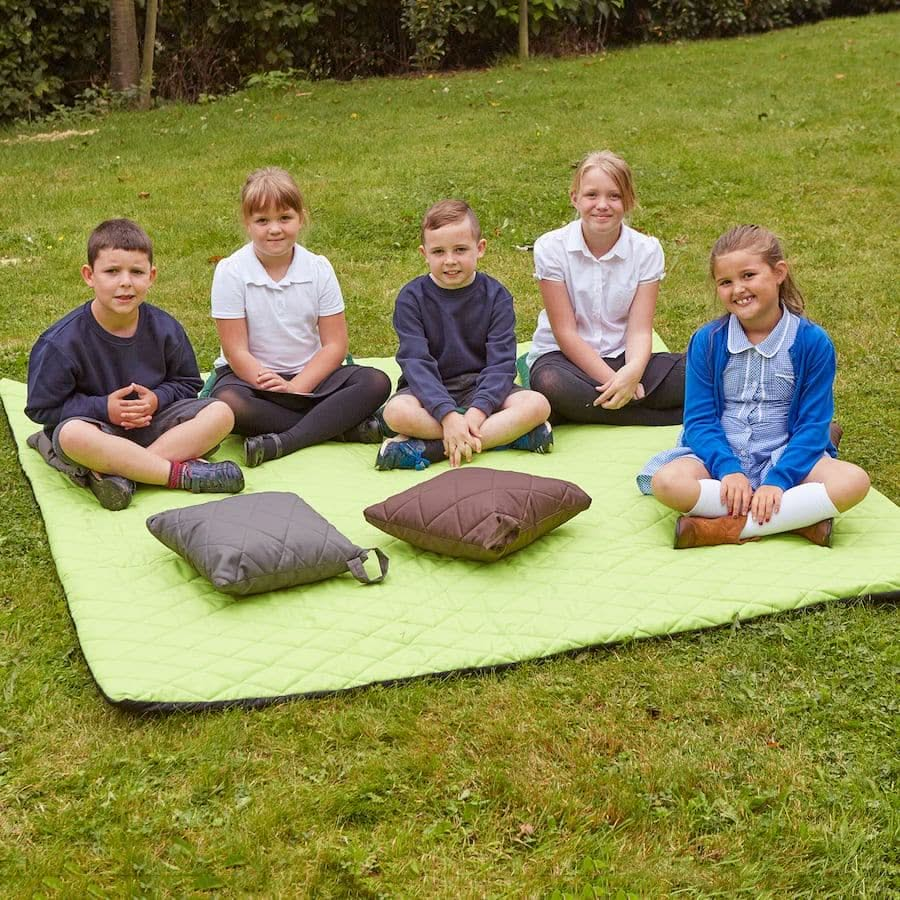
[441, 411, 479, 468]
[594, 365, 643, 409]
[256, 369, 292, 392]
[107, 383, 155, 429]
[750, 485, 783, 525]
[463, 407, 486, 449]
[720, 473, 752, 518]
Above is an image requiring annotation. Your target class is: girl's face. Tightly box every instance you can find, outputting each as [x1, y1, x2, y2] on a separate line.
[713, 250, 787, 334]
[571, 168, 625, 246]
[245, 204, 302, 264]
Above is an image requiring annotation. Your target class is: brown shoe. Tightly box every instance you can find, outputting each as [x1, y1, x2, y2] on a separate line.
[790, 518, 833, 547]
[674, 514, 748, 549]
[829, 421, 843, 450]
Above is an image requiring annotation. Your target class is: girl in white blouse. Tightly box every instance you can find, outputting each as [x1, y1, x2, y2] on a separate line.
[527, 151, 684, 426]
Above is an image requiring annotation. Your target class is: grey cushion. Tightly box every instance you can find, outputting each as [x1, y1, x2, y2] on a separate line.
[147, 491, 388, 596]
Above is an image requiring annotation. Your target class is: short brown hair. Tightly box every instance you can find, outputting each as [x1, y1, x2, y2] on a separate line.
[710, 225, 805, 316]
[87, 219, 153, 266]
[421, 199, 482, 242]
[570, 151, 636, 213]
[241, 166, 308, 224]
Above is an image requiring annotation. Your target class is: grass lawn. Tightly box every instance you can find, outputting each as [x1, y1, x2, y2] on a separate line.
[1, 13, 898, 896]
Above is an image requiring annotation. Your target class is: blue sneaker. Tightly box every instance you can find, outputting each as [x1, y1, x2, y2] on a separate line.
[509, 422, 554, 454]
[375, 438, 430, 471]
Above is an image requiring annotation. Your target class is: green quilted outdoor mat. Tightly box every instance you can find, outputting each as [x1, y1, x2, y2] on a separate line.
[3, 366, 898, 712]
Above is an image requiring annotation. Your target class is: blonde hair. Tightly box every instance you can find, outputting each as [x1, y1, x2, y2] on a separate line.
[710, 225, 805, 316]
[421, 199, 482, 242]
[571, 150, 636, 213]
[240, 167, 308, 224]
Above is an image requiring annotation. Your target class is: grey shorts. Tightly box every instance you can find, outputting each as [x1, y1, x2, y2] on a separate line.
[392, 372, 523, 414]
[47, 397, 218, 475]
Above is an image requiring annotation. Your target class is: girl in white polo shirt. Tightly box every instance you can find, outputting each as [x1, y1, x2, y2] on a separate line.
[527, 151, 684, 426]
[209, 167, 391, 467]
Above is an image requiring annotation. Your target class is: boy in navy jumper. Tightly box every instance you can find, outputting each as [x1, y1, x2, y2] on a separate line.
[376, 200, 552, 470]
[25, 219, 243, 510]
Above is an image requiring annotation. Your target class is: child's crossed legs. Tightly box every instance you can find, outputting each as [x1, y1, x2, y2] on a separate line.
[651, 454, 870, 545]
[382, 388, 550, 468]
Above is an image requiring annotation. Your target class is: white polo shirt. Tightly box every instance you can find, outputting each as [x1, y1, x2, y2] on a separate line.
[527, 221, 665, 367]
[211, 242, 344, 375]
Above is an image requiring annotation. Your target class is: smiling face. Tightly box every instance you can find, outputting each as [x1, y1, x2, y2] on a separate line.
[82, 247, 156, 331]
[419, 218, 486, 289]
[713, 250, 787, 336]
[245, 203, 302, 268]
[571, 167, 626, 251]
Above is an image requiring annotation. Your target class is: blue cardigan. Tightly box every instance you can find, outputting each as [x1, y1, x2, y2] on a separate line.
[682, 314, 838, 491]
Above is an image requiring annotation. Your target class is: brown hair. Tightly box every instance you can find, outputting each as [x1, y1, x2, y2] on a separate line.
[87, 219, 153, 266]
[240, 166, 308, 224]
[709, 225, 805, 315]
[570, 151, 636, 213]
[421, 199, 482, 243]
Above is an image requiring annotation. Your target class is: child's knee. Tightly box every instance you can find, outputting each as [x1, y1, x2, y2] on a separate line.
[56, 419, 99, 455]
[206, 399, 235, 430]
[382, 393, 421, 429]
[519, 389, 551, 422]
[833, 462, 870, 510]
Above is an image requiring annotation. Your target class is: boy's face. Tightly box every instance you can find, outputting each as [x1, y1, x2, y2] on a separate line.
[419, 219, 486, 290]
[82, 248, 156, 325]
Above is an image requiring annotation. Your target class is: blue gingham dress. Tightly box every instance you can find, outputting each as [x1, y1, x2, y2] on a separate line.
[637, 309, 800, 494]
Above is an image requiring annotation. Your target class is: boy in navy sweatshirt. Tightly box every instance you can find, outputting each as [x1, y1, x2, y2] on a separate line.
[376, 200, 552, 470]
[25, 218, 243, 510]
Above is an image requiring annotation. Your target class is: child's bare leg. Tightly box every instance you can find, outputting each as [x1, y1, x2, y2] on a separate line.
[479, 390, 550, 449]
[651, 458, 713, 513]
[381, 394, 443, 439]
[146, 401, 234, 462]
[801, 456, 870, 512]
[56, 420, 170, 485]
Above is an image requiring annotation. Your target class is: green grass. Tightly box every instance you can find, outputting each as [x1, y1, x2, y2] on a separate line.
[1, 13, 898, 896]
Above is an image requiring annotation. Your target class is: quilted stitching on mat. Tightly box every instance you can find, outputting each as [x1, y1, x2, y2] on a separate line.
[2, 360, 898, 710]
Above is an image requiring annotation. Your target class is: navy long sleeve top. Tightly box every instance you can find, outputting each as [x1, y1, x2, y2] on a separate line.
[26, 301, 203, 431]
[393, 273, 517, 422]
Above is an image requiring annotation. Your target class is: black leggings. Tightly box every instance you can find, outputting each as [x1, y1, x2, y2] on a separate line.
[211, 365, 391, 455]
[530, 351, 685, 426]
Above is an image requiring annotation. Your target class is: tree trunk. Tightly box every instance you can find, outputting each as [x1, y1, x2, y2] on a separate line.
[138, 0, 160, 110]
[110, 0, 139, 93]
[518, 0, 528, 61]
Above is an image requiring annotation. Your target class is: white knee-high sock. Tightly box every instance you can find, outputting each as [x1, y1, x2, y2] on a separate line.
[740, 482, 839, 539]
[687, 479, 729, 518]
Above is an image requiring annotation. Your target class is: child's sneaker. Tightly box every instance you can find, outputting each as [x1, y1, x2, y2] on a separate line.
[375, 437, 430, 471]
[509, 422, 554, 454]
[170, 459, 245, 493]
[88, 472, 136, 511]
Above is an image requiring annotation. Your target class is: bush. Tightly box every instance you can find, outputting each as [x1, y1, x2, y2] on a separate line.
[0, 0, 895, 123]
[0, 0, 107, 122]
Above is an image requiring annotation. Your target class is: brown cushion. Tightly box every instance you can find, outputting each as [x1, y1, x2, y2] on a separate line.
[363, 468, 591, 562]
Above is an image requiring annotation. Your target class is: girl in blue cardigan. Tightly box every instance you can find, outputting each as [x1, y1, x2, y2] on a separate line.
[638, 225, 869, 548]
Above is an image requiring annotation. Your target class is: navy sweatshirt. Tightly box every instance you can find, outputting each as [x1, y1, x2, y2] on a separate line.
[26, 301, 203, 431]
[393, 273, 517, 422]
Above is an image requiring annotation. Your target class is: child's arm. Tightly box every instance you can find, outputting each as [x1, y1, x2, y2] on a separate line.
[682, 325, 743, 482]
[594, 281, 657, 409]
[25, 337, 108, 426]
[394, 288, 457, 424]
[762, 327, 836, 491]
[283, 312, 348, 393]
[469, 286, 516, 417]
[152, 324, 204, 407]
[539, 280, 618, 385]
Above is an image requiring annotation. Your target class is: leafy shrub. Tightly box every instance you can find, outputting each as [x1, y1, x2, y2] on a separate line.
[0, 0, 107, 122]
[0, 0, 895, 122]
